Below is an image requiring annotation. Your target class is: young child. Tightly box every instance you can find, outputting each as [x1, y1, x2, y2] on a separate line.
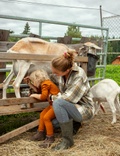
[24, 69, 60, 148]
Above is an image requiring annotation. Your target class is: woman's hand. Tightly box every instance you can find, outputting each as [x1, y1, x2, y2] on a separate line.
[47, 94, 52, 102]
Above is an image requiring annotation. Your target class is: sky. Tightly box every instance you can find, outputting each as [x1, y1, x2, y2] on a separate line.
[0, 0, 120, 38]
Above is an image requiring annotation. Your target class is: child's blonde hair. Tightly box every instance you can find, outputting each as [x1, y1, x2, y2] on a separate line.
[29, 69, 50, 88]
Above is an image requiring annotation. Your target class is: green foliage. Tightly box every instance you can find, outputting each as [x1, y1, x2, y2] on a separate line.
[95, 65, 120, 85]
[90, 35, 102, 40]
[22, 22, 31, 34]
[8, 36, 20, 42]
[0, 112, 39, 135]
[107, 37, 120, 64]
[107, 41, 113, 52]
[65, 25, 82, 38]
[105, 65, 120, 85]
[107, 53, 118, 65]
[8, 29, 20, 42]
[8, 22, 31, 41]
[65, 25, 82, 43]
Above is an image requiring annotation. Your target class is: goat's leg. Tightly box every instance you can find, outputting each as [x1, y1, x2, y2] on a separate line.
[107, 88, 120, 124]
[115, 88, 120, 111]
[107, 97, 116, 124]
[13, 61, 30, 98]
[2, 68, 14, 99]
[94, 101, 100, 115]
[116, 96, 120, 111]
[13, 61, 31, 109]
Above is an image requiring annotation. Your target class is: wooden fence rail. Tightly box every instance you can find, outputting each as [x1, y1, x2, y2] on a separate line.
[0, 52, 88, 62]
[0, 52, 88, 76]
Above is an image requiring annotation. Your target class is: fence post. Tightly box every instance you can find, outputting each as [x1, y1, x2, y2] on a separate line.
[0, 29, 10, 97]
[0, 29, 9, 41]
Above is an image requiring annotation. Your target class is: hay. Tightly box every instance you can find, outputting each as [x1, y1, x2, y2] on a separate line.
[0, 106, 120, 156]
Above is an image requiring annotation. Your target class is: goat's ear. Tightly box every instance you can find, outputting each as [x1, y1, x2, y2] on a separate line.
[24, 76, 30, 79]
[74, 51, 78, 56]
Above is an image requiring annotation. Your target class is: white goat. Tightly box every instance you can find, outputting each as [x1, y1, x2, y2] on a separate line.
[1, 37, 76, 108]
[90, 79, 120, 124]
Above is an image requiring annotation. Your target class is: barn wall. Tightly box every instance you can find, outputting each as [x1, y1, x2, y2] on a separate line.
[112, 57, 120, 64]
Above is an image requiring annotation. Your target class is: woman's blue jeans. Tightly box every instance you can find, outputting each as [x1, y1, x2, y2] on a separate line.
[52, 98, 82, 123]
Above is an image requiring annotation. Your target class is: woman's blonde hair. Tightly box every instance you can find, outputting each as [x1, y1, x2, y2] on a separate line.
[51, 51, 75, 72]
[29, 69, 49, 88]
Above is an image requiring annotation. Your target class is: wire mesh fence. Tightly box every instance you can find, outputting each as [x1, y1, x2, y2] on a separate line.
[103, 15, 120, 38]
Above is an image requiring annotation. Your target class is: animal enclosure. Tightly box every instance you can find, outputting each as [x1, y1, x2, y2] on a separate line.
[0, 15, 109, 144]
[0, 51, 88, 143]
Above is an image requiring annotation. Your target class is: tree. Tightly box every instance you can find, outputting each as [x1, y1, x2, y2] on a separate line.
[9, 30, 14, 34]
[22, 22, 31, 34]
[65, 25, 82, 43]
[8, 29, 20, 42]
[107, 36, 120, 64]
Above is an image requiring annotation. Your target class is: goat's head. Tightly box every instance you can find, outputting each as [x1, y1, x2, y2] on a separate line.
[78, 42, 102, 56]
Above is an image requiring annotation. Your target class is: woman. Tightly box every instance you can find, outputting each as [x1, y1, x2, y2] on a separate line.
[51, 51, 95, 150]
[24, 69, 60, 148]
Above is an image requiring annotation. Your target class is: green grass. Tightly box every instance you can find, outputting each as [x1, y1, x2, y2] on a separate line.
[105, 65, 120, 85]
[0, 112, 39, 135]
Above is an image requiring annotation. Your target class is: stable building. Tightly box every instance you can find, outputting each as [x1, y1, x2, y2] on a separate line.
[112, 55, 120, 65]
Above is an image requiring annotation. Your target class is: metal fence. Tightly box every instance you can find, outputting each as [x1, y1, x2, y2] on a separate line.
[0, 14, 109, 83]
[103, 15, 120, 38]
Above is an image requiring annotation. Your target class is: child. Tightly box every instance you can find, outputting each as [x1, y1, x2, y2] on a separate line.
[24, 69, 60, 148]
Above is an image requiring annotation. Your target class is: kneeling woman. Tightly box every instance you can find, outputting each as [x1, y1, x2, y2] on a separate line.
[51, 51, 95, 150]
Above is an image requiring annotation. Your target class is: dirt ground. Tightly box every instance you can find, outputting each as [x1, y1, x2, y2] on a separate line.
[0, 104, 120, 156]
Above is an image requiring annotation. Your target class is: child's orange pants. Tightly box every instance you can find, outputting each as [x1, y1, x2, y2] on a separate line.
[38, 105, 55, 136]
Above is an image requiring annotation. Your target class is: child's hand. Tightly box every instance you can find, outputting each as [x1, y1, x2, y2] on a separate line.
[23, 76, 30, 84]
[30, 94, 41, 100]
